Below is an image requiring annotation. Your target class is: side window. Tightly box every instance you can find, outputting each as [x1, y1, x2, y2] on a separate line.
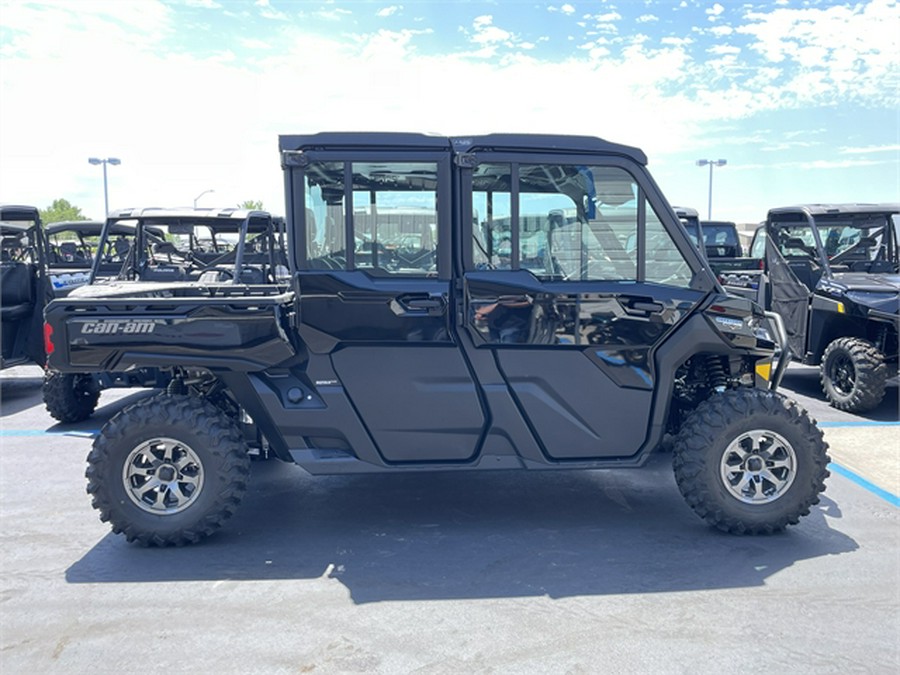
[305, 161, 347, 270]
[304, 161, 439, 275]
[644, 202, 692, 287]
[772, 224, 817, 260]
[749, 228, 767, 258]
[470, 163, 639, 280]
[469, 161, 694, 287]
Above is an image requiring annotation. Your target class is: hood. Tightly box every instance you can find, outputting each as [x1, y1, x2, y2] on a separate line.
[827, 273, 900, 292]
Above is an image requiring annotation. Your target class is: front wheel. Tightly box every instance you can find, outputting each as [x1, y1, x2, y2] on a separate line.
[673, 389, 830, 534]
[86, 394, 250, 546]
[820, 337, 888, 413]
[43, 371, 100, 423]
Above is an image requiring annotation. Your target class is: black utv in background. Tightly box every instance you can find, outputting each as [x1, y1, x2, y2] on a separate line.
[41, 208, 288, 422]
[1, 205, 52, 370]
[673, 206, 748, 276]
[44, 133, 829, 546]
[723, 204, 899, 413]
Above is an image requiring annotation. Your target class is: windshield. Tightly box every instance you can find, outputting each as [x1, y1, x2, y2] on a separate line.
[770, 211, 899, 273]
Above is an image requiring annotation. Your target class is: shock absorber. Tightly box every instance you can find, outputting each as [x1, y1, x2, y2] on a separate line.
[705, 354, 728, 392]
[166, 377, 187, 396]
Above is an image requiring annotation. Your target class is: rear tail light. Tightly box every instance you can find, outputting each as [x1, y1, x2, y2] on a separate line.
[43, 322, 54, 356]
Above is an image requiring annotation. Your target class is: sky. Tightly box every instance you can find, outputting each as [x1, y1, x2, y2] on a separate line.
[1, 0, 898, 224]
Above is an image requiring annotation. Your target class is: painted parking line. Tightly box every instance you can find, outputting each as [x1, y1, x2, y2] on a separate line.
[828, 463, 900, 507]
[818, 420, 900, 428]
[0, 429, 99, 438]
[1, 428, 897, 507]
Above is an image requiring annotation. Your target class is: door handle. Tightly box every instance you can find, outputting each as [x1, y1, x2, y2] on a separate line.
[631, 301, 664, 313]
[621, 297, 665, 315]
[393, 293, 446, 317]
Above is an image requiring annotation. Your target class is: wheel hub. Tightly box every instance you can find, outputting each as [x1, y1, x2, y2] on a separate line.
[123, 437, 204, 515]
[831, 356, 856, 394]
[745, 455, 764, 472]
[720, 430, 797, 504]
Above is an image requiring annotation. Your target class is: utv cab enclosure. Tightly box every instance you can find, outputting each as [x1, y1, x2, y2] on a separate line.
[1, 205, 50, 369]
[45, 133, 829, 546]
[728, 203, 899, 413]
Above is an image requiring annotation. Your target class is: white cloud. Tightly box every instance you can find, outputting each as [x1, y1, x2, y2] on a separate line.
[255, 0, 287, 21]
[839, 144, 900, 154]
[560, 4, 575, 15]
[0, 1, 896, 223]
[239, 38, 273, 50]
[706, 4, 725, 17]
[472, 15, 512, 45]
[588, 12, 622, 23]
[377, 5, 402, 18]
[316, 7, 353, 21]
[661, 37, 693, 47]
[709, 45, 740, 56]
[636, 15, 659, 24]
[736, 0, 900, 106]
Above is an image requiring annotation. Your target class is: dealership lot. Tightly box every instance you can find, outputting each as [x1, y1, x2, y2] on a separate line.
[1, 364, 897, 673]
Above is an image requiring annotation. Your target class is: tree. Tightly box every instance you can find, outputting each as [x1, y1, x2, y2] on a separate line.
[41, 199, 89, 224]
[238, 200, 264, 210]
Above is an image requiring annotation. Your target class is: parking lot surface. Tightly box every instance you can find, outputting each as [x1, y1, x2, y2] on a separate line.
[1, 364, 897, 673]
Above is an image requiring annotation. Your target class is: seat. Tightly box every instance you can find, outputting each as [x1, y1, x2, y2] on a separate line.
[59, 241, 84, 262]
[0, 262, 35, 320]
[139, 263, 187, 281]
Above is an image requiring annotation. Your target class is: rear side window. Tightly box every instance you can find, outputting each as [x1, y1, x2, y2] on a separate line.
[304, 161, 439, 275]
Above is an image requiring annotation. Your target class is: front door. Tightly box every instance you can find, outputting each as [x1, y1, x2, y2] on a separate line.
[765, 222, 819, 358]
[293, 151, 486, 463]
[460, 156, 709, 460]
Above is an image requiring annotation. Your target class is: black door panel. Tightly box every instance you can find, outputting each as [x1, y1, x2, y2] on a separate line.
[496, 350, 652, 459]
[332, 346, 485, 463]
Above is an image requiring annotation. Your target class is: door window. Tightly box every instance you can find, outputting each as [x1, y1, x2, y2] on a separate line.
[469, 162, 691, 286]
[304, 161, 439, 275]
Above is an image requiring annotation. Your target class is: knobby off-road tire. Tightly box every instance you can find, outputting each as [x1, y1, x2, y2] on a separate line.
[673, 388, 830, 534]
[820, 337, 888, 413]
[86, 394, 250, 546]
[42, 371, 100, 423]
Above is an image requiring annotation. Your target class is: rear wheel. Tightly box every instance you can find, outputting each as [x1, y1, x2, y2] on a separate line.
[86, 394, 250, 546]
[43, 371, 100, 423]
[673, 388, 829, 534]
[820, 337, 887, 413]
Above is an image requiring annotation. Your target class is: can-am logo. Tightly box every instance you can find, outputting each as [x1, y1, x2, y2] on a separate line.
[80, 320, 157, 335]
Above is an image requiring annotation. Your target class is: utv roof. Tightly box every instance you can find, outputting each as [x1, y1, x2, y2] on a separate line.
[279, 132, 647, 164]
[673, 206, 700, 218]
[768, 203, 900, 217]
[46, 220, 167, 239]
[0, 205, 41, 223]
[106, 207, 275, 232]
[46, 220, 106, 235]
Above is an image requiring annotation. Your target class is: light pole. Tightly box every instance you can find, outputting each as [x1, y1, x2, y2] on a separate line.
[193, 189, 215, 208]
[88, 157, 121, 218]
[696, 159, 727, 220]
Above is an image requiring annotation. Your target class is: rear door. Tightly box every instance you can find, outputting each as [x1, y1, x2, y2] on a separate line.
[289, 147, 486, 463]
[460, 154, 710, 460]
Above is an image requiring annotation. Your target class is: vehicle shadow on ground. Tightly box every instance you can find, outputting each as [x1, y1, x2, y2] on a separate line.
[780, 366, 900, 423]
[66, 454, 857, 603]
[0, 375, 44, 416]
